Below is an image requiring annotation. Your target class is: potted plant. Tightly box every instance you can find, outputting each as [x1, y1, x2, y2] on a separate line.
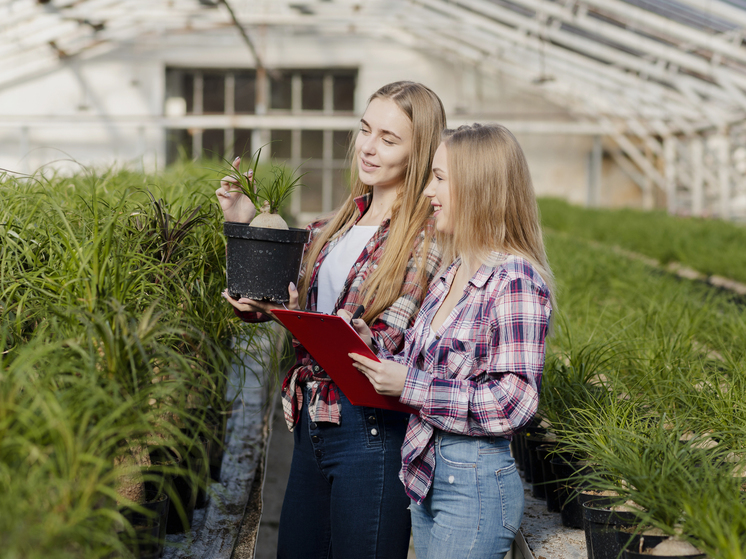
[221, 149, 310, 302]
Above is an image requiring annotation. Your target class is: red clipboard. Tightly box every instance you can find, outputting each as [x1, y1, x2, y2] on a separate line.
[273, 309, 416, 414]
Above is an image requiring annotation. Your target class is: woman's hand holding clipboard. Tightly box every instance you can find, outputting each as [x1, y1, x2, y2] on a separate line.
[272, 307, 415, 414]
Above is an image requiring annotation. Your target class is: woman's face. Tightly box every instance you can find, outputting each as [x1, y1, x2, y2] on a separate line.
[424, 143, 453, 234]
[354, 97, 413, 190]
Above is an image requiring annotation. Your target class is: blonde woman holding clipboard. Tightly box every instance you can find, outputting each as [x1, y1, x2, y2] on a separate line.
[219, 81, 445, 559]
[346, 124, 555, 559]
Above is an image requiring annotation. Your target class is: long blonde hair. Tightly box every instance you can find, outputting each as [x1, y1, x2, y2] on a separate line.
[440, 124, 556, 306]
[298, 81, 446, 321]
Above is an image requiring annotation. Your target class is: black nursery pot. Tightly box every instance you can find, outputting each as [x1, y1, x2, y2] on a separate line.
[524, 428, 551, 500]
[537, 443, 560, 512]
[121, 488, 169, 559]
[224, 222, 310, 302]
[148, 447, 196, 535]
[551, 454, 593, 529]
[622, 536, 706, 559]
[616, 530, 667, 556]
[582, 500, 638, 559]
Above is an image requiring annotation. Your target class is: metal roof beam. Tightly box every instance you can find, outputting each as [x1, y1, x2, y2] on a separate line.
[672, 0, 746, 31]
[578, 0, 746, 66]
[434, 0, 744, 117]
[411, 0, 733, 125]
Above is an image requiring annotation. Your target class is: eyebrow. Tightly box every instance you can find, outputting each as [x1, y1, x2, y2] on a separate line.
[432, 167, 446, 174]
[360, 118, 403, 141]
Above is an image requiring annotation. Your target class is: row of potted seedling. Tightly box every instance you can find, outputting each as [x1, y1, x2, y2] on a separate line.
[515, 219, 746, 558]
[0, 160, 283, 558]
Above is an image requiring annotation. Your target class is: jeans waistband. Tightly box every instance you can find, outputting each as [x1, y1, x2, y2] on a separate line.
[435, 430, 509, 445]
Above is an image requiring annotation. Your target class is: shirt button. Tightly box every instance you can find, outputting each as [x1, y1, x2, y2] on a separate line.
[370, 428, 379, 436]
[312, 365, 321, 373]
[311, 435, 320, 443]
[367, 415, 377, 425]
[309, 422, 318, 430]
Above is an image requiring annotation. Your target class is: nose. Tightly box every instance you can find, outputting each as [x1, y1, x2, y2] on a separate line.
[360, 133, 376, 155]
[423, 175, 436, 198]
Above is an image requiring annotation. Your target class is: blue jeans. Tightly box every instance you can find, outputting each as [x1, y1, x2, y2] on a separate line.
[410, 432, 523, 559]
[277, 387, 411, 559]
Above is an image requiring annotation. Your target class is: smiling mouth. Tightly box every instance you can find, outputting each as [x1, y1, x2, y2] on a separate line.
[361, 158, 379, 170]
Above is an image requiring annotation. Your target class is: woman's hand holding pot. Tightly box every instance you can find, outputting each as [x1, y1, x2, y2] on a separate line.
[221, 282, 300, 322]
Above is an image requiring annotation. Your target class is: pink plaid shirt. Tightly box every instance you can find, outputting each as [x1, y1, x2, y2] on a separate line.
[378, 253, 552, 504]
[235, 194, 441, 430]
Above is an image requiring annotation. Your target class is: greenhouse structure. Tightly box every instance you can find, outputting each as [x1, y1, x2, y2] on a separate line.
[2, 0, 746, 558]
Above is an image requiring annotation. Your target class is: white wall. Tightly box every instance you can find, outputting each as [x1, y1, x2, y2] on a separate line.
[0, 26, 639, 206]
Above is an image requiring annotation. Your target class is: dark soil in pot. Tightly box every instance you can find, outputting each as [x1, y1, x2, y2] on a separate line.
[583, 499, 639, 559]
[224, 222, 309, 302]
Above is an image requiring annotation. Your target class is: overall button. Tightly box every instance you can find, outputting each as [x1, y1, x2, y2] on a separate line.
[309, 422, 318, 430]
[311, 435, 320, 443]
[315, 449, 323, 458]
[370, 428, 379, 436]
[367, 415, 377, 425]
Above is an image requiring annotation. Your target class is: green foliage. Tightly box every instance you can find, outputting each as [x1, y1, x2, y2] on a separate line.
[540, 209, 746, 557]
[0, 163, 280, 558]
[539, 197, 746, 283]
[216, 147, 304, 215]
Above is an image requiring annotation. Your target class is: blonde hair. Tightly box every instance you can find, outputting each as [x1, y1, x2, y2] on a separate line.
[298, 81, 446, 322]
[440, 124, 556, 307]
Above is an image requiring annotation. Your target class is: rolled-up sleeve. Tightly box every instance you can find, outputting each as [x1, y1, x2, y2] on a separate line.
[400, 277, 550, 438]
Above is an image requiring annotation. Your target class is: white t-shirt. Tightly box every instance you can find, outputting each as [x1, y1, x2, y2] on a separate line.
[316, 225, 378, 315]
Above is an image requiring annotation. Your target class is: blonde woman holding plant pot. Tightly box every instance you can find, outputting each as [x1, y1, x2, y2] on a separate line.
[219, 81, 445, 559]
[347, 124, 554, 559]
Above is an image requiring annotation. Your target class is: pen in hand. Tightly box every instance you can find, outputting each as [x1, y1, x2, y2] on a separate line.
[350, 304, 365, 325]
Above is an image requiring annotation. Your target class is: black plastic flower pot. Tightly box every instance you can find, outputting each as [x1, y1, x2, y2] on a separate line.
[187, 436, 211, 509]
[582, 500, 639, 559]
[121, 488, 169, 559]
[525, 429, 551, 500]
[551, 454, 593, 529]
[205, 404, 233, 482]
[622, 536, 706, 559]
[224, 222, 310, 302]
[511, 432, 526, 471]
[537, 443, 560, 512]
[616, 530, 667, 556]
[148, 447, 196, 535]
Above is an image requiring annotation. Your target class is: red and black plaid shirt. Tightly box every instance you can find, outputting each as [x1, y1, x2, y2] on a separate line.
[236, 194, 441, 430]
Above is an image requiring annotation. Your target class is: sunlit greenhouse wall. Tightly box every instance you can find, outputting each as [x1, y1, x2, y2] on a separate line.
[0, 25, 638, 221]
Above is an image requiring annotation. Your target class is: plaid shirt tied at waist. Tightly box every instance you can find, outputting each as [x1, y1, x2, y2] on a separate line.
[377, 253, 552, 504]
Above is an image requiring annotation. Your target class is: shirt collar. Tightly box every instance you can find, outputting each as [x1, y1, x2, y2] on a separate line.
[439, 252, 510, 289]
[353, 193, 391, 227]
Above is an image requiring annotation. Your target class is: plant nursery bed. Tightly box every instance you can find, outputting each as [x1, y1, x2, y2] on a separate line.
[519, 476, 587, 559]
[162, 347, 273, 559]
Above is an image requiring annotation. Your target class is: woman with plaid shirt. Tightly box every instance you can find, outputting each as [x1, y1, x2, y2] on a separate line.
[218, 81, 446, 559]
[348, 124, 555, 559]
